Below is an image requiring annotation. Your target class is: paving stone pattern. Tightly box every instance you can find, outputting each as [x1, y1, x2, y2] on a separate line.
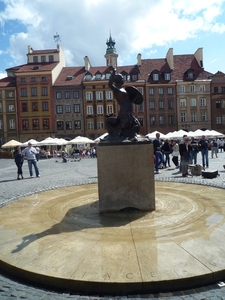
[0, 152, 225, 299]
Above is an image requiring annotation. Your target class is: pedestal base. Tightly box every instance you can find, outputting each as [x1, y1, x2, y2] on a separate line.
[97, 143, 155, 212]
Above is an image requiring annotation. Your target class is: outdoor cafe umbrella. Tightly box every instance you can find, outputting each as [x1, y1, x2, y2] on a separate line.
[66, 136, 94, 145]
[1, 139, 22, 148]
[21, 139, 39, 147]
[37, 137, 60, 146]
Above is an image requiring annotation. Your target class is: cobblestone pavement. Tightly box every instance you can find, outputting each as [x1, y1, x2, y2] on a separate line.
[0, 152, 225, 299]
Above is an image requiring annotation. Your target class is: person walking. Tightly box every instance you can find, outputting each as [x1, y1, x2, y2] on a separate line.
[161, 139, 171, 168]
[171, 140, 179, 168]
[190, 136, 198, 164]
[22, 142, 40, 178]
[153, 132, 163, 174]
[13, 146, 24, 180]
[211, 140, 218, 158]
[198, 135, 209, 169]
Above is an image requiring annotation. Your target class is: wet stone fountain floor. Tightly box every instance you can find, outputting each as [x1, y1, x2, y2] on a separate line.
[0, 182, 225, 295]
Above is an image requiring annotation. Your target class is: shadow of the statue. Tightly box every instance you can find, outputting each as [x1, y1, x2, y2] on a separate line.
[11, 199, 149, 254]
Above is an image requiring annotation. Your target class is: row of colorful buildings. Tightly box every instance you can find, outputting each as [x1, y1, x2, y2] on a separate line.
[0, 35, 225, 145]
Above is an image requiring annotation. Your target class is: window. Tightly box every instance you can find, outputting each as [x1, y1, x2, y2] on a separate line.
[65, 105, 71, 113]
[153, 73, 159, 81]
[74, 104, 80, 113]
[97, 121, 104, 129]
[57, 121, 64, 130]
[105, 73, 111, 80]
[22, 120, 29, 130]
[97, 105, 103, 114]
[122, 74, 127, 81]
[137, 87, 143, 94]
[137, 103, 143, 111]
[159, 101, 164, 109]
[221, 87, 225, 93]
[9, 119, 15, 129]
[200, 98, 206, 106]
[164, 73, 170, 80]
[33, 119, 39, 130]
[150, 116, 155, 125]
[21, 88, 27, 97]
[85, 74, 92, 81]
[41, 76, 47, 82]
[149, 88, 154, 95]
[65, 91, 70, 99]
[31, 87, 37, 96]
[201, 111, 206, 121]
[181, 112, 186, 122]
[42, 102, 48, 111]
[41, 56, 46, 62]
[168, 100, 173, 109]
[87, 121, 94, 129]
[106, 91, 113, 100]
[73, 91, 79, 98]
[66, 121, 72, 130]
[43, 119, 49, 129]
[42, 87, 47, 96]
[190, 85, 195, 92]
[0, 103, 2, 112]
[158, 88, 163, 95]
[56, 92, 62, 99]
[20, 77, 26, 83]
[159, 116, 164, 125]
[31, 76, 36, 82]
[96, 91, 103, 100]
[190, 98, 196, 107]
[33, 56, 38, 63]
[167, 87, 173, 95]
[180, 99, 186, 107]
[191, 112, 196, 122]
[87, 106, 93, 115]
[214, 87, 218, 93]
[216, 116, 222, 124]
[149, 101, 155, 109]
[200, 85, 205, 92]
[216, 100, 221, 108]
[56, 105, 63, 114]
[22, 103, 27, 112]
[95, 73, 101, 80]
[49, 55, 54, 62]
[9, 105, 15, 112]
[180, 86, 185, 93]
[86, 92, 93, 101]
[107, 105, 113, 114]
[0, 120, 2, 129]
[131, 74, 138, 81]
[74, 120, 81, 129]
[8, 92, 14, 98]
[187, 71, 194, 79]
[138, 118, 143, 126]
[32, 103, 38, 111]
[168, 115, 174, 125]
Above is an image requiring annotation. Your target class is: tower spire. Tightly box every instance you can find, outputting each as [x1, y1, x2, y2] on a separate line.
[104, 32, 118, 67]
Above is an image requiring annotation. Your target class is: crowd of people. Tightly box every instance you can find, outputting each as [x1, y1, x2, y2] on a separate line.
[153, 133, 225, 177]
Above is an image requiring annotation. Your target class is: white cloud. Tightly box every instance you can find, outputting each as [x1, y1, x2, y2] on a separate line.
[0, 0, 225, 69]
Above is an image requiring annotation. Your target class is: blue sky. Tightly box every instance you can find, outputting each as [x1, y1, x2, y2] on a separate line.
[1, 0, 225, 79]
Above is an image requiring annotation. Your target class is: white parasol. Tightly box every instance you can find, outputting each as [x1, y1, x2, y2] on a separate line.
[1, 139, 22, 148]
[66, 136, 94, 145]
[21, 139, 39, 147]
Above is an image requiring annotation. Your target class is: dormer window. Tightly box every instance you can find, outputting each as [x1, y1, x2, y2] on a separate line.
[105, 73, 111, 80]
[95, 73, 101, 80]
[85, 74, 92, 81]
[187, 70, 194, 79]
[164, 73, 170, 81]
[131, 73, 138, 81]
[153, 73, 159, 81]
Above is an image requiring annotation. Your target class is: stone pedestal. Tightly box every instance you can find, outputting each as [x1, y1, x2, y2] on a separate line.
[97, 142, 155, 212]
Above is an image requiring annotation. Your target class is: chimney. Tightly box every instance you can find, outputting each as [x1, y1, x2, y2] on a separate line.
[194, 48, 203, 68]
[137, 53, 142, 66]
[28, 45, 33, 54]
[166, 48, 174, 70]
[84, 56, 91, 71]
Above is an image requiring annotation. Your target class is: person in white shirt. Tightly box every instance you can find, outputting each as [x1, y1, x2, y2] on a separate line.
[22, 142, 40, 178]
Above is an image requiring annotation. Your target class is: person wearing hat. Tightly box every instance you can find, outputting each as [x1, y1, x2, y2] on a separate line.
[22, 142, 40, 178]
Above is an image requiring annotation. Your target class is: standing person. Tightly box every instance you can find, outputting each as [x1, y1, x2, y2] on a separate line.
[211, 139, 218, 158]
[171, 140, 179, 168]
[153, 132, 163, 174]
[190, 137, 198, 164]
[22, 142, 40, 178]
[198, 135, 209, 169]
[179, 137, 192, 177]
[35, 146, 40, 161]
[13, 146, 24, 180]
[161, 139, 171, 168]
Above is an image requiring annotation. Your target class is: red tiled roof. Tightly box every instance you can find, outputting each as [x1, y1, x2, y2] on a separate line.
[53, 67, 86, 86]
[0, 77, 16, 87]
[27, 49, 58, 55]
[6, 62, 58, 73]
